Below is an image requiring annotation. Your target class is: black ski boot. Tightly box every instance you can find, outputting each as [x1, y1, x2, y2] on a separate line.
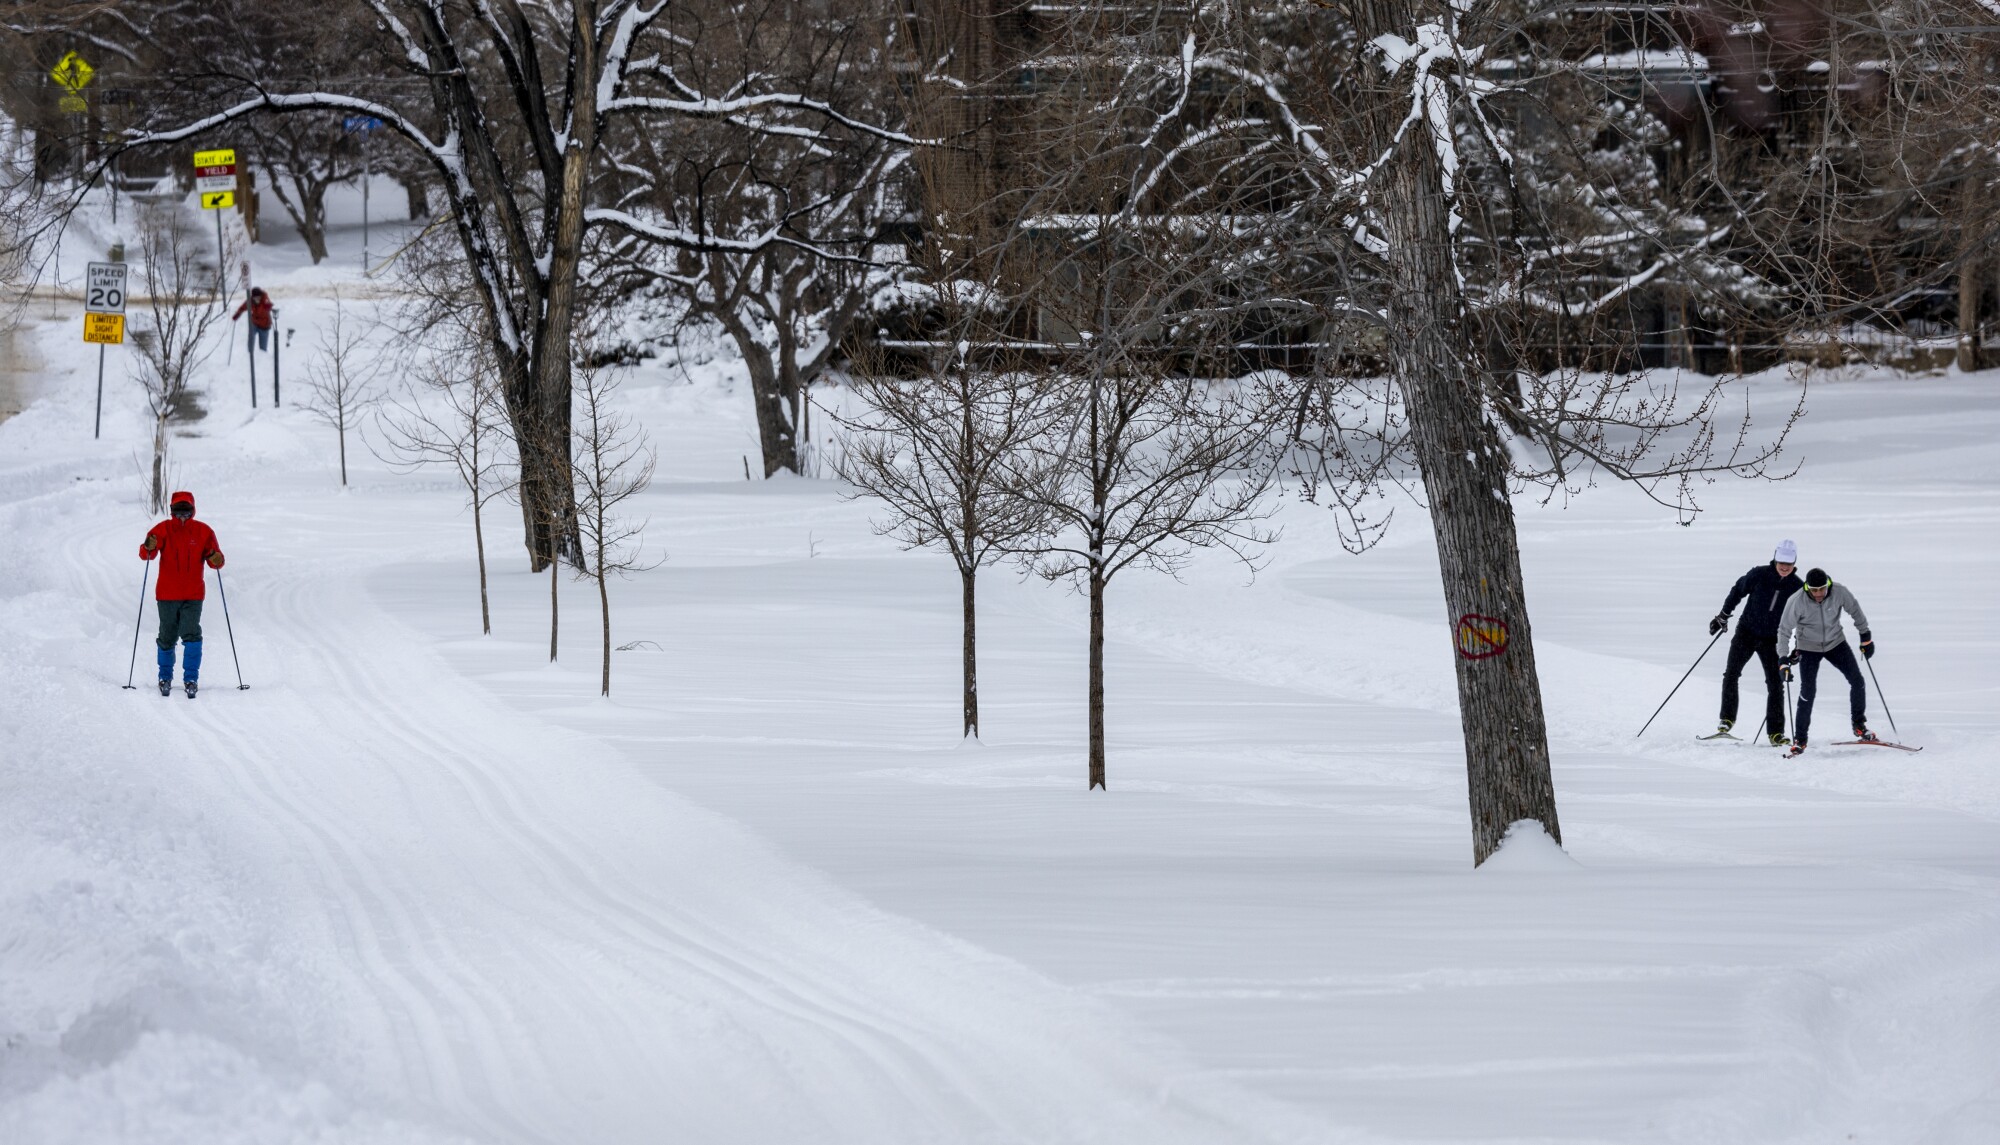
[1785, 739, 1807, 758]
[1852, 725, 1878, 744]
[184, 679, 198, 699]
[158, 678, 172, 697]
[1768, 732, 1791, 747]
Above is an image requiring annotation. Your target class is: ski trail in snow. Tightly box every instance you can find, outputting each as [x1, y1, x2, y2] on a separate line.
[2, 484, 1326, 1145]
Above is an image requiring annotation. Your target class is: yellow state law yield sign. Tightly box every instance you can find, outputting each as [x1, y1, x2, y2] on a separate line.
[193, 148, 235, 169]
[201, 190, 235, 210]
[83, 313, 125, 345]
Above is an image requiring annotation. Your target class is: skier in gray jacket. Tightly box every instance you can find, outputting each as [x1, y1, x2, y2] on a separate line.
[1777, 567, 1877, 755]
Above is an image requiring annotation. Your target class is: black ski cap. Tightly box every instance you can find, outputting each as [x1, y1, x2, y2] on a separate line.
[1804, 567, 1831, 589]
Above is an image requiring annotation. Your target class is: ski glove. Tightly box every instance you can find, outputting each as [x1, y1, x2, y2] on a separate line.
[1709, 614, 1729, 636]
[142, 534, 159, 553]
[1780, 651, 1800, 667]
[205, 551, 225, 569]
[1860, 633, 1874, 660]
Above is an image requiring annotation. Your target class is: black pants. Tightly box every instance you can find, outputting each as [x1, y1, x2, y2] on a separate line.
[156, 599, 203, 649]
[1721, 631, 1786, 736]
[1797, 642, 1867, 744]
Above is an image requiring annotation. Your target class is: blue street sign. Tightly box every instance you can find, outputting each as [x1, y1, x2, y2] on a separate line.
[342, 115, 386, 134]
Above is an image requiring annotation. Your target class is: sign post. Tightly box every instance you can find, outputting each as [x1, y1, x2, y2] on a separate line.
[343, 117, 385, 273]
[83, 261, 127, 439]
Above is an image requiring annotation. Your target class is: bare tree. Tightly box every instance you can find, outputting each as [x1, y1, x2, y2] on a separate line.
[838, 330, 1060, 739]
[301, 292, 381, 486]
[110, 0, 914, 570]
[1275, 0, 1812, 862]
[253, 112, 365, 264]
[375, 335, 517, 634]
[130, 202, 225, 513]
[570, 359, 656, 696]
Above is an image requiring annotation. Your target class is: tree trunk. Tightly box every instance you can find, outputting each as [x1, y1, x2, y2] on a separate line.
[1959, 250, 1980, 373]
[150, 414, 169, 513]
[961, 567, 979, 739]
[598, 563, 611, 697]
[549, 553, 559, 662]
[1088, 565, 1106, 790]
[474, 494, 491, 636]
[301, 183, 328, 264]
[337, 419, 348, 486]
[719, 315, 800, 476]
[1365, 0, 1561, 865]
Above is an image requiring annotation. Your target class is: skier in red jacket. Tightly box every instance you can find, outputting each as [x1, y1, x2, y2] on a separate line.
[140, 491, 225, 697]
[233, 287, 274, 351]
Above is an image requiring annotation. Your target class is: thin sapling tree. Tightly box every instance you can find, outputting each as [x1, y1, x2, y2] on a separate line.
[375, 337, 517, 634]
[570, 359, 657, 696]
[302, 292, 381, 486]
[130, 203, 226, 513]
[838, 333, 1060, 740]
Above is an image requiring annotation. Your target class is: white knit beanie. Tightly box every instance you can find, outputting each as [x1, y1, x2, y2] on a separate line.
[1773, 539, 1798, 564]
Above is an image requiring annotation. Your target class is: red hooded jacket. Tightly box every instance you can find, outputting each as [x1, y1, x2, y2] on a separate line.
[140, 491, 225, 600]
[234, 292, 273, 330]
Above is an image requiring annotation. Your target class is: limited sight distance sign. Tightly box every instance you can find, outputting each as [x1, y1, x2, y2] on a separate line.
[83, 261, 127, 345]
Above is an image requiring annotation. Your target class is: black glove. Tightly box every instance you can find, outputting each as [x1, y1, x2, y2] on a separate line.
[1860, 632, 1874, 660]
[1709, 614, 1728, 636]
[1780, 651, 1800, 667]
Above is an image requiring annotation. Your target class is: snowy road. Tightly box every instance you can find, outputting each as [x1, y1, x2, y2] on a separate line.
[4, 282, 2000, 1144]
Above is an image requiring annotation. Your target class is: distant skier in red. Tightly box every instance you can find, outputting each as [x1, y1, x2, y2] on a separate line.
[140, 491, 225, 697]
[233, 287, 274, 350]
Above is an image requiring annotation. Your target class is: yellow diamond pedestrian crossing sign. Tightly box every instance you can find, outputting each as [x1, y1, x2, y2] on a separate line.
[50, 51, 94, 93]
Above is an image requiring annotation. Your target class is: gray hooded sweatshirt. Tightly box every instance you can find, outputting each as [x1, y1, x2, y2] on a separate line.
[1779, 583, 1871, 655]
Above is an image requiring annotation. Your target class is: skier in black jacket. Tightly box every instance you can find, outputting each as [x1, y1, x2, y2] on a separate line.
[1709, 540, 1804, 743]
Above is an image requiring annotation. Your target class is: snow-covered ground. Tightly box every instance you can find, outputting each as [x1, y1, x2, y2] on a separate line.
[4, 195, 1999, 1143]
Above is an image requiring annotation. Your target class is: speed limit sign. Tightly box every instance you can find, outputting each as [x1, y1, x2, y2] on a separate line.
[85, 261, 127, 314]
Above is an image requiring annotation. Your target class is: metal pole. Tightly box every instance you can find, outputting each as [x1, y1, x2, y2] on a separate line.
[1784, 665, 1795, 742]
[218, 208, 235, 366]
[122, 562, 150, 689]
[248, 316, 257, 408]
[272, 311, 281, 406]
[362, 145, 371, 274]
[93, 343, 105, 438]
[1635, 628, 1726, 738]
[216, 569, 249, 690]
[1864, 657, 1900, 738]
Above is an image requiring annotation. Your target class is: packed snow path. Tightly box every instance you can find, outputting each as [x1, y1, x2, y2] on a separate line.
[4, 279, 2000, 1143]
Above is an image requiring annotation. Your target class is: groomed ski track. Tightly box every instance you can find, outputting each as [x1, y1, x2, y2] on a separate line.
[3, 470, 1301, 1142]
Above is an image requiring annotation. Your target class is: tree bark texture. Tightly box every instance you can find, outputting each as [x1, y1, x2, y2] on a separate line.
[961, 569, 980, 739]
[549, 553, 559, 663]
[1088, 567, 1106, 790]
[1363, 0, 1561, 864]
[1959, 251, 1981, 373]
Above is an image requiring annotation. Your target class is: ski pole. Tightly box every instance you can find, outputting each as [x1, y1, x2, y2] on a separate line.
[216, 569, 249, 690]
[1784, 663, 1795, 742]
[1636, 628, 1726, 738]
[122, 562, 150, 689]
[1864, 656, 1899, 738]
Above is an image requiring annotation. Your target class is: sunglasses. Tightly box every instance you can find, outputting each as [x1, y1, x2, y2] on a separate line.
[172, 504, 193, 516]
